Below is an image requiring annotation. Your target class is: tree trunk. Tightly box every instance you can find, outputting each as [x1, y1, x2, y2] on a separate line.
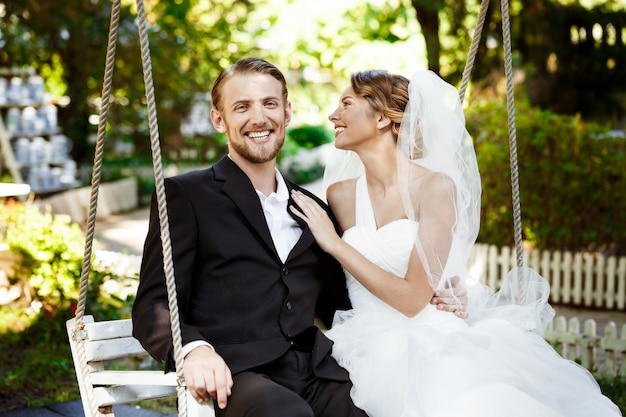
[411, 0, 441, 75]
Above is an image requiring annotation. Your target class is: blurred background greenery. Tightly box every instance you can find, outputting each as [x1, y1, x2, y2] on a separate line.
[1, 0, 626, 412]
[2, 0, 624, 253]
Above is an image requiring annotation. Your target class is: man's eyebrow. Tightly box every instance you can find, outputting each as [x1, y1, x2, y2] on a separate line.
[229, 96, 281, 108]
[230, 99, 250, 107]
[261, 95, 281, 102]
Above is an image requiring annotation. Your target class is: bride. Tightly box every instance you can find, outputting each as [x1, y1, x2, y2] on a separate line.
[289, 69, 621, 417]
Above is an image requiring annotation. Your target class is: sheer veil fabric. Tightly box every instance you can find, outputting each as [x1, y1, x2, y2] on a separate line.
[323, 70, 555, 334]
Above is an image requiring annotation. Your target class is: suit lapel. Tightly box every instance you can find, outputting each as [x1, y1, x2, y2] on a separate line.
[286, 182, 315, 260]
[214, 157, 279, 259]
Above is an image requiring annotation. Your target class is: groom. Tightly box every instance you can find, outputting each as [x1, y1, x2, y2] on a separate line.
[133, 57, 367, 417]
[132, 57, 462, 417]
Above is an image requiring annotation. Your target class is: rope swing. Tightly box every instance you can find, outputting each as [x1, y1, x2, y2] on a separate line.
[67, 1, 522, 416]
[70, 0, 188, 415]
[459, 0, 524, 268]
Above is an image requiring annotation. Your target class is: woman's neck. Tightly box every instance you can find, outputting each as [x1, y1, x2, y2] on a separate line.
[358, 144, 397, 195]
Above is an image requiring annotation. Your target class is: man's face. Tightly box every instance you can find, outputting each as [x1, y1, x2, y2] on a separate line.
[210, 73, 291, 165]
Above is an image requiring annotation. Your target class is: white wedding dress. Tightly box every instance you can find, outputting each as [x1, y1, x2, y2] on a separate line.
[326, 175, 621, 417]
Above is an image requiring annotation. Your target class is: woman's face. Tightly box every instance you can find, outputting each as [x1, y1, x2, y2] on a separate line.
[328, 86, 380, 152]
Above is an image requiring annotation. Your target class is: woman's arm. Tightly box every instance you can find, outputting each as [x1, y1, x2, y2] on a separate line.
[290, 174, 456, 317]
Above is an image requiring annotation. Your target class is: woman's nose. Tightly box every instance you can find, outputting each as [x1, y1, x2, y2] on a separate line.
[328, 108, 339, 122]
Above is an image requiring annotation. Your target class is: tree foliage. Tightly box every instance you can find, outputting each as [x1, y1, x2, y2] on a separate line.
[0, 0, 272, 164]
[518, 0, 626, 123]
[1, 0, 622, 173]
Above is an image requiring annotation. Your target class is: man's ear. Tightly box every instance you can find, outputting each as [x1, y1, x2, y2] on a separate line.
[210, 108, 227, 133]
[285, 100, 293, 127]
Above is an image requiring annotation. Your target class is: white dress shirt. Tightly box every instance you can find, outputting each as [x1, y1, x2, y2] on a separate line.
[256, 169, 303, 263]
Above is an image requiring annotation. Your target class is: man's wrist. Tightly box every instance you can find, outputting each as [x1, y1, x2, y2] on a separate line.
[182, 340, 214, 358]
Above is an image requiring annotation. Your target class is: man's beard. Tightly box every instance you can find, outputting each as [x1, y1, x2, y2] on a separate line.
[230, 136, 284, 164]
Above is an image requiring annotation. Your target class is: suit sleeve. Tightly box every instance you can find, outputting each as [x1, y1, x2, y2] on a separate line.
[316, 252, 351, 328]
[132, 178, 201, 371]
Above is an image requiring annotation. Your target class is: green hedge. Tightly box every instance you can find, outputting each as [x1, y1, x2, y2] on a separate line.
[465, 99, 626, 255]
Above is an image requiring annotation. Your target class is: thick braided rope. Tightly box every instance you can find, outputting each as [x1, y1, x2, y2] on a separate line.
[135, 0, 187, 414]
[500, 0, 524, 268]
[458, 0, 491, 104]
[72, 1, 121, 416]
[458, 0, 523, 267]
[75, 0, 120, 323]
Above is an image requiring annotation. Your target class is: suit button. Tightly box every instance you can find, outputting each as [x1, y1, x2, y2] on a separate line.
[282, 266, 289, 275]
[285, 301, 293, 311]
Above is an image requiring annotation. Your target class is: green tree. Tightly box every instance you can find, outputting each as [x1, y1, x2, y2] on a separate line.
[0, 0, 269, 165]
[518, 0, 626, 123]
[1, 0, 125, 162]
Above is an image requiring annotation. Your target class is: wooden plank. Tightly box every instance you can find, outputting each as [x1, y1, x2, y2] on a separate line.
[93, 384, 215, 417]
[529, 249, 540, 275]
[566, 317, 581, 361]
[540, 250, 551, 298]
[606, 256, 617, 309]
[93, 385, 177, 407]
[551, 251, 562, 303]
[583, 254, 594, 307]
[603, 322, 618, 374]
[596, 254, 606, 308]
[580, 319, 597, 370]
[618, 257, 626, 310]
[85, 336, 147, 362]
[84, 319, 134, 341]
[562, 251, 572, 304]
[90, 370, 177, 386]
[573, 252, 583, 305]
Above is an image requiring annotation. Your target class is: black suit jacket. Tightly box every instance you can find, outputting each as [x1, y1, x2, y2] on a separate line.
[132, 156, 351, 380]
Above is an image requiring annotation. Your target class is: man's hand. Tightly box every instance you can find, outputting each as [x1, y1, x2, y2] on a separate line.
[430, 275, 468, 319]
[183, 345, 233, 409]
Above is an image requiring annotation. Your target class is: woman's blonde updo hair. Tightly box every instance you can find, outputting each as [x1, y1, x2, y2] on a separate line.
[350, 70, 410, 139]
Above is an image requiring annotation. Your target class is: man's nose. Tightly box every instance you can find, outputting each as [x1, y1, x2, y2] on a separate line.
[250, 104, 267, 124]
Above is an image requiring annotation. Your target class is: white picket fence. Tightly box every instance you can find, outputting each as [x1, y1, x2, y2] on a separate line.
[469, 244, 626, 310]
[545, 315, 626, 377]
[468, 244, 626, 376]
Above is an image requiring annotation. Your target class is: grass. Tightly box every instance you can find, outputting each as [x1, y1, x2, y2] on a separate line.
[599, 374, 626, 415]
[0, 309, 80, 411]
[0, 307, 177, 414]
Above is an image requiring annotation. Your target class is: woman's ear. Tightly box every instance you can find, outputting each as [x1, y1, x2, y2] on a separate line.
[376, 112, 392, 130]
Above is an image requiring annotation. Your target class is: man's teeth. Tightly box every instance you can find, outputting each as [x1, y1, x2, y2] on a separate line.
[248, 131, 270, 139]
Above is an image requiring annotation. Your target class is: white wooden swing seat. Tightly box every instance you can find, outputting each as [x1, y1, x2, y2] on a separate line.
[66, 315, 214, 417]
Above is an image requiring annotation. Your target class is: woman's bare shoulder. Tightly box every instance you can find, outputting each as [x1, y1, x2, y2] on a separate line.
[327, 178, 358, 231]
